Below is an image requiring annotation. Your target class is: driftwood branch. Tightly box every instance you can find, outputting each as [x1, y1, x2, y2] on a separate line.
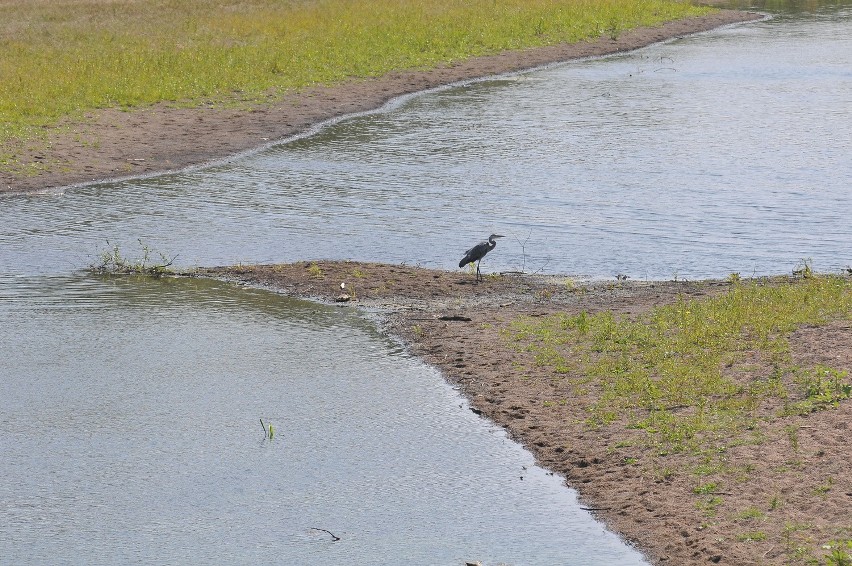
[311, 527, 341, 542]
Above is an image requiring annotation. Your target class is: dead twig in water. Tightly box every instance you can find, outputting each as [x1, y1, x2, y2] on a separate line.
[511, 230, 531, 273]
[311, 527, 341, 541]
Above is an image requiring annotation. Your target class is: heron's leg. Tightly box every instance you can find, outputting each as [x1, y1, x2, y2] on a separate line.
[476, 261, 482, 282]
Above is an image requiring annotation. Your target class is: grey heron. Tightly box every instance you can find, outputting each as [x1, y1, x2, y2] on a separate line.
[459, 234, 504, 281]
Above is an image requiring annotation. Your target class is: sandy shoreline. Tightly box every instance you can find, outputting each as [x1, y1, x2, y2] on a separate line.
[1, 10, 760, 195]
[194, 261, 851, 566]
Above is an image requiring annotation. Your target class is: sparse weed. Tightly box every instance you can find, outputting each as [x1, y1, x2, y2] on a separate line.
[737, 507, 766, 521]
[508, 276, 852, 454]
[736, 531, 767, 542]
[91, 239, 176, 276]
[307, 263, 324, 278]
[693, 482, 719, 495]
[769, 495, 781, 510]
[825, 540, 852, 566]
[813, 477, 834, 498]
[696, 495, 723, 517]
[788, 366, 851, 414]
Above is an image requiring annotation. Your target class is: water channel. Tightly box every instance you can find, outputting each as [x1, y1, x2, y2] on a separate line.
[2, 1, 850, 563]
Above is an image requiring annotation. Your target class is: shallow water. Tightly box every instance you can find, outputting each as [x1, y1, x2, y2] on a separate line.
[0, 275, 646, 565]
[1, 1, 850, 563]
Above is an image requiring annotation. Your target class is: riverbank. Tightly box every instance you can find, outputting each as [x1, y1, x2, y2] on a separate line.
[195, 261, 851, 566]
[0, 9, 760, 196]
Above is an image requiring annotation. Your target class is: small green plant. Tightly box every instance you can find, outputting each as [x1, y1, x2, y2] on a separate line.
[91, 239, 176, 276]
[694, 482, 719, 495]
[736, 531, 767, 542]
[825, 541, 852, 566]
[769, 495, 781, 510]
[260, 418, 274, 440]
[737, 507, 766, 521]
[813, 477, 834, 497]
[307, 263, 324, 278]
[785, 425, 800, 453]
[657, 467, 675, 481]
[789, 366, 851, 414]
[696, 495, 723, 517]
[793, 258, 814, 279]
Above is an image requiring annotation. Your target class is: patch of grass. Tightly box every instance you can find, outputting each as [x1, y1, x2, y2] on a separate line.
[696, 495, 723, 517]
[736, 507, 766, 521]
[788, 365, 851, 415]
[693, 482, 719, 495]
[307, 262, 323, 278]
[783, 522, 817, 562]
[91, 239, 176, 276]
[813, 477, 834, 498]
[736, 531, 767, 542]
[508, 276, 852, 454]
[0, 0, 711, 146]
[825, 540, 852, 566]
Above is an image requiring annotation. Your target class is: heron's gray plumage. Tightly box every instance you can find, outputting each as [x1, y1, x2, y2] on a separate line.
[459, 234, 504, 281]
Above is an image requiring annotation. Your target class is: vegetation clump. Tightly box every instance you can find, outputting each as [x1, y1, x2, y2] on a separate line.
[91, 240, 176, 277]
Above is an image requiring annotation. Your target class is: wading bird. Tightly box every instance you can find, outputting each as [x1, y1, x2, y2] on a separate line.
[459, 234, 504, 282]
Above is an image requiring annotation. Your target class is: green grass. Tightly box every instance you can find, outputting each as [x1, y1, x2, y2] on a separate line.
[0, 0, 711, 145]
[509, 275, 852, 454]
[91, 240, 176, 276]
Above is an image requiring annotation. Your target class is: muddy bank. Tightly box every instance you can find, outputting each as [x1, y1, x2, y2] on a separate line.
[193, 261, 851, 566]
[1, 10, 761, 195]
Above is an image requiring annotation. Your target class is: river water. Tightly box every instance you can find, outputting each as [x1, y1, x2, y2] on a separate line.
[2, 1, 850, 563]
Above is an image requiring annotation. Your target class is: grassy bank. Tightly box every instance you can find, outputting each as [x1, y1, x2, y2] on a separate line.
[509, 274, 852, 456]
[0, 0, 711, 145]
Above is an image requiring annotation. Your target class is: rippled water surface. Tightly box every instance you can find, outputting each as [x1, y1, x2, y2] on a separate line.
[2, 1, 851, 563]
[0, 275, 646, 564]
